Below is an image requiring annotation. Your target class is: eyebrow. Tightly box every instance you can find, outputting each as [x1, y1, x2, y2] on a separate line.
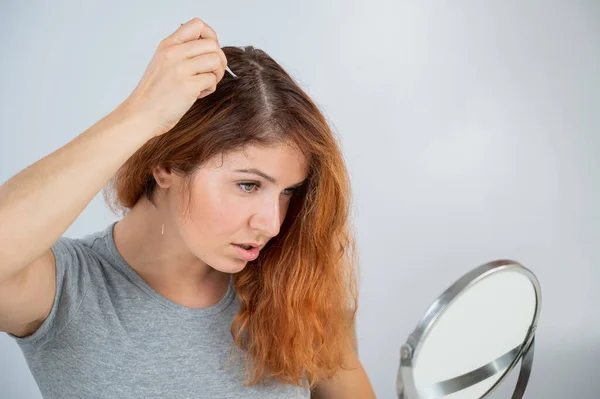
[234, 168, 306, 187]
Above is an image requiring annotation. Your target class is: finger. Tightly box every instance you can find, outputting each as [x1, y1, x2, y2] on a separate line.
[218, 49, 228, 72]
[198, 84, 217, 99]
[161, 17, 218, 48]
[176, 38, 220, 60]
[184, 53, 225, 82]
[191, 73, 218, 98]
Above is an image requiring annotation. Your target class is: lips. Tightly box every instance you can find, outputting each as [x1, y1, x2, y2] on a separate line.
[234, 242, 262, 249]
[232, 243, 260, 261]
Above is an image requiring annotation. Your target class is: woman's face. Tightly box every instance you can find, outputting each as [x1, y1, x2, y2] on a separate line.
[166, 143, 309, 274]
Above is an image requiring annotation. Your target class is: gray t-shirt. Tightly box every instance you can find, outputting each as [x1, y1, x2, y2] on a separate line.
[8, 222, 309, 398]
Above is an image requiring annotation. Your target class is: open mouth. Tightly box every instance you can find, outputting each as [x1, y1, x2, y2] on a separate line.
[232, 243, 260, 261]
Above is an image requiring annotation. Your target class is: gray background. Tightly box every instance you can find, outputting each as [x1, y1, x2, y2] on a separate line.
[1, 1, 598, 398]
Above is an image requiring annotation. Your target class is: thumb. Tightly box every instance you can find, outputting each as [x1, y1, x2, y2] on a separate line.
[163, 18, 218, 47]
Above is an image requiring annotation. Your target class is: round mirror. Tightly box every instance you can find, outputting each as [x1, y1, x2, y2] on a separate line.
[397, 260, 541, 399]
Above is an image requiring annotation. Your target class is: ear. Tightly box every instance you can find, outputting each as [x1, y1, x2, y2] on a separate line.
[152, 165, 173, 189]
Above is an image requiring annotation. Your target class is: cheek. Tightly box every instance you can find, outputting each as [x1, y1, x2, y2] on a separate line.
[184, 189, 248, 241]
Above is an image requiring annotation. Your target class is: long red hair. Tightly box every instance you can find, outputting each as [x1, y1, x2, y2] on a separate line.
[103, 46, 359, 389]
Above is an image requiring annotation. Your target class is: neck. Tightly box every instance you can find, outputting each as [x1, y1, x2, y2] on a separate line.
[112, 197, 230, 308]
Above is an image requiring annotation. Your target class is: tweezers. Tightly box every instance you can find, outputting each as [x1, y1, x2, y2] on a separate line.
[225, 65, 238, 78]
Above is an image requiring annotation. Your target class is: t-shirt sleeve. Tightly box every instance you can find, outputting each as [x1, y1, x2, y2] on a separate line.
[7, 236, 92, 348]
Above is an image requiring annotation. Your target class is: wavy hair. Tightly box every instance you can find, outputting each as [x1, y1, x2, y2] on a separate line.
[103, 46, 359, 389]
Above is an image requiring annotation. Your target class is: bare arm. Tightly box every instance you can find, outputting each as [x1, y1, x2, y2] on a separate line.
[0, 16, 226, 284]
[0, 17, 227, 336]
[0, 109, 155, 283]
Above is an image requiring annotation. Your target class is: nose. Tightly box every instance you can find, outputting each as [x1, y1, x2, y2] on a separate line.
[249, 196, 282, 238]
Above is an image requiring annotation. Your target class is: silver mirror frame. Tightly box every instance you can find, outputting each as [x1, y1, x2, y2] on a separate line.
[397, 259, 542, 399]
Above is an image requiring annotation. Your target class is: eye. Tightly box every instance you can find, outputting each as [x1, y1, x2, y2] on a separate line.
[238, 182, 259, 193]
[282, 187, 299, 197]
[238, 182, 299, 197]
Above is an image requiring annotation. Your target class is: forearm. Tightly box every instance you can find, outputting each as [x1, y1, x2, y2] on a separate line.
[0, 106, 155, 282]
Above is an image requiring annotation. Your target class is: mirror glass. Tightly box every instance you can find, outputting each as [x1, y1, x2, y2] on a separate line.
[407, 266, 538, 399]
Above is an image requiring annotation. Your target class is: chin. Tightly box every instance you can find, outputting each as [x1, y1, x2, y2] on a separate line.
[207, 256, 249, 274]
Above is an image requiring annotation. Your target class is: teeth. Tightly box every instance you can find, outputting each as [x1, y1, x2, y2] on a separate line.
[239, 244, 252, 250]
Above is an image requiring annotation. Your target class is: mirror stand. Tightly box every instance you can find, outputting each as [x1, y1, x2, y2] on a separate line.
[396, 260, 541, 399]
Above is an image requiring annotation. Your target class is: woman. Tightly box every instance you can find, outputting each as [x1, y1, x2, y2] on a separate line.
[0, 18, 375, 398]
